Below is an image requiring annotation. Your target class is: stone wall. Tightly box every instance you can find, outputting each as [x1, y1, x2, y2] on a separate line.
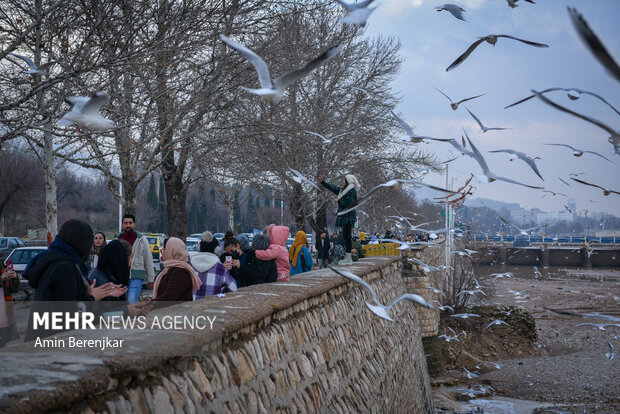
[0, 257, 434, 413]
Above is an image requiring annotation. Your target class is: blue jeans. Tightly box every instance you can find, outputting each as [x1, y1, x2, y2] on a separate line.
[127, 278, 143, 304]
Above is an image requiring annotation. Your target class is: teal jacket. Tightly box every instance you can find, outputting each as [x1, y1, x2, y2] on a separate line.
[321, 181, 357, 228]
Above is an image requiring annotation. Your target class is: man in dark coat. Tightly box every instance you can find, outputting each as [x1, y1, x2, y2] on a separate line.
[315, 231, 331, 269]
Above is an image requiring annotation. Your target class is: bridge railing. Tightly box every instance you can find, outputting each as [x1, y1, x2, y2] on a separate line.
[466, 235, 620, 244]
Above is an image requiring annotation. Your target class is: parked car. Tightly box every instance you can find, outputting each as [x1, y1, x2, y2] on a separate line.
[0, 237, 26, 262]
[213, 233, 225, 241]
[186, 237, 200, 256]
[145, 234, 165, 272]
[4, 246, 47, 289]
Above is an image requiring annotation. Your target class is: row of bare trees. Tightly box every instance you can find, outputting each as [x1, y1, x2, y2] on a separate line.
[1, 0, 438, 239]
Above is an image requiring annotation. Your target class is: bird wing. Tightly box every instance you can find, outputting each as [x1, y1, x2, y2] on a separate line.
[496, 175, 544, 189]
[433, 87, 453, 103]
[445, 4, 466, 21]
[331, 131, 352, 140]
[289, 168, 320, 190]
[8, 52, 37, 69]
[498, 215, 521, 231]
[463, 130, 491, 176]
[82, 92, 110, 114]
[65, 96, 90, 112]
[543, 143, 578, 152]
[517, 152, 544, 180]
[447, 138, 474, 157]
[386, 293, 434, 311]
[330, 266, 380, 304]
[391, 110, 415, 137]
[446, 38, 485, 71]
[576, 89, 620, 117]
[496, 34, 549, 48]
[465, 107, 485, 130]
[582, 150, 612, 162]
[456, 94, 484, 106]
[220, 35, 272, 89]
[303, 130, 328, 142]
[504, 87, 562, 109]
[568, 7, 620, 83]
[274, 45, 341, 90]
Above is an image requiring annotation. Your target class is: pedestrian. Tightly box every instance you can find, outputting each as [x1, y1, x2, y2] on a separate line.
[117, 214, 155, 304]
[152, 237, 202, 302]
[315, 230, 331, 269]
[88, 239, 132, 301]
[359, 231, 368, 245]
[89, 231, 106, 269]
[254, 225, 291, 281]
[220, 237, 251, 287]
[0, 263, 19, 347]
[351, 235, 365, 262]
[318, 174, 360, 265]
[332, 233, 346, 265]
[249, 234, 278, 285]
[190, 232, 237, 299]
[289, 230, 313, 276]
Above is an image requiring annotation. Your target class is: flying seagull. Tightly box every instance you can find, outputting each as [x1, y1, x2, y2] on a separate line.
[558, 177, 571, 187]
[576, 323, 620, 331]
[466, 108, 510, 133]
[488, 149, 544, 180]
[532, 90, 620, 155]
[571, 178, 620, 196]
[568, 7, 620, 83]
[435, 4, 466, 22]
[606, 341, 615, 361]
[498, 214, 538, 236]
[57, 92, 116, 131]
[544, 308, 620, 322]
[442, 133, 474, 158]
[434, 87, 483, 110]
[337, 179, 456, 215]
[541, 189, 568, 198]
[424, 286, 446, 298]
[8, 52, 56, 75]
[542, 143, 612, 162]
[457, 289, 486, 297]
[451, 313, 480, 319]
[490, 272, 514, 281]
[220, 35, 341, 104]
[303, 130, 351, 144]
[330, 266, 433, 322]
[504, 87, 620, 117]
[446, 34, 548, 72]
[484, 319, 510, 330]
[464, 131, 544, 189]
[334, 0, 377, 26]
[289, 168, 320, 191]
[391, 111, 453, 143]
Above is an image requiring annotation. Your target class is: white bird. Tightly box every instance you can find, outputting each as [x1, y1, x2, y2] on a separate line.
[558, 178, 571, 187]
[505, 87, 620, 117]
[444, 135, 475, 159]
[337, 179, 455, 215]
[303, 130, 351, 144]
[331, 266, 433, 322]
[446, 34, 548, 72]
[434, 87, 483, 110]
[220, 35, 341, 105]
[576, 323, 620, 331]
[532, 90, 620, 155]
[540, 189, 568, 198]
[452, 250, 472, 259]
[534, 267, 542, 277]
[570, 178, 620, 196]
[391, 111, 453, 143]
[466, 108, 511, 133]
[544, 308, 620, 322]
[490, 272, 514, 281]
[507, 288, 530, 296]
[484, 319, 510, 330]
[451, 313, 480, 319]
[425, 286, 446, 298]
[438, 328, 465, 342]
[568, 7, 620, 83]
[473, 277, 483, 289]
[457, 289, 486, 297]
[542, 143, 611, 162]
[410, 258, 440, 272]
[463, 367, 480, 379]
[8, 52, 56, 75]
[435, 4, 466, 21]
[498, 214, 538, 236]
[334, 0, 377, 26]
[57, 92, 116, 131]
[606, 341, 615, 361]
[488, 149, 543, 180]
[288, 168, 320, 191]
[432, 301, 454, 312]
[464, 131, 544, 189]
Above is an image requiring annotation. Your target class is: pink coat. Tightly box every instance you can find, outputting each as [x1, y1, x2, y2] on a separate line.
[254, 225, 291, 281]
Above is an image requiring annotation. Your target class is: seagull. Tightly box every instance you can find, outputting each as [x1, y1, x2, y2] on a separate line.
[288, 168, 321, 191]
[558, 177, 571, 187]
[541, 189, 568, 198]
[337, 179, 455, 215]
[443, 136, 474, 158]
[484, 319, 510, 330]
[534, 267, 542, 277]
[568, 7, 620, 83]
[334, 0, 377, 26]
[438, 328, 465, 342]
[446, 34, 548, 72]
[504, 87, 620, 117]
[490, 272, 514, 281]
[464, 248, 478, 255]
[425, 286, 446, 298]
[57, 92, 116, 131]
[576, 323, 620, 331]
[507, 288, 530, 296]
[457, 289, 486, 297]
[505, 0, 536, 8]
[606, 341, 615, 360]
[8, 52, 56, 75]
[464, 132, 544, 189]
[330, 266, 433, 322]
[571, 178, 620, 196]
[544, 308, 620, 322]
[451, 313, 480, 319]
[410, 258, 440, 272]
[435, 4, 466, 21]
[488, 149, 544, 180]
[303, 130, 351, 144]
[220, 35, 341, 105]
[466, 108, 511, 133]
[463, 367, 480, 379]
[542, 143, 611, 162]
[498, 215, 538, 236]
[434, 87, 484, 110]
[532, 90, 620, 155]
[452, 250, 473, 258]
[391, 111, 453, 143]
[432, 301, 454, 312]
[473, 277, 483, 289]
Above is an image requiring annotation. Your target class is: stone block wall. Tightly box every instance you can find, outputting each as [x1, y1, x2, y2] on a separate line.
[0, 257, 434, 413]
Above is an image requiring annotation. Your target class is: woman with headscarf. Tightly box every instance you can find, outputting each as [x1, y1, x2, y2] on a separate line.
[89, 232, 107, 269]
[88, 239, 132, 301]
[289, 230, 313, 276]
[317, 174, 360, 265]
[152, 237, 202, 303]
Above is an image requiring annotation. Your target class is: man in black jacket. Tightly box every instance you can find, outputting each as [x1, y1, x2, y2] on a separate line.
[221, 236, 277, 287]
[316, 231, 331, 269]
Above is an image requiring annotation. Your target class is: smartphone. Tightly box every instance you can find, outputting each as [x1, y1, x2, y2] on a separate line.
[5, 260, 13, 272]
[225, 256, 232, 265]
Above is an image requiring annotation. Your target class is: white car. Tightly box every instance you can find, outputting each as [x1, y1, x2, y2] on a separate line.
[186, 237, 201, 257]
[4, 246, 47, 289]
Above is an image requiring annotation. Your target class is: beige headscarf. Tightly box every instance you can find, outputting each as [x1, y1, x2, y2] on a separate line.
[153, 237, 202, 299]
[337, 174, 361, 200]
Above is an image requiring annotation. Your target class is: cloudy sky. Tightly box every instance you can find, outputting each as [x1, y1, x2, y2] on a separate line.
[362, 0, 620, 216]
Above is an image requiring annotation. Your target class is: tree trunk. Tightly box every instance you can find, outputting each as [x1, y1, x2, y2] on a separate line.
[164, 171, 186, 239]
[228, 204, 234, 232]
[43, 129, 57, 239]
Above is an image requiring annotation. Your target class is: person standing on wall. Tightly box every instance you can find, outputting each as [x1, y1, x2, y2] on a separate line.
[315, 230, 331, 269]
[318, 174, 359, 265]
[117, 214, 154, 304]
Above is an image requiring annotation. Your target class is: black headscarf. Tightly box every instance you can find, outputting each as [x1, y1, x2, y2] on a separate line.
[96, 240, 130, 286]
